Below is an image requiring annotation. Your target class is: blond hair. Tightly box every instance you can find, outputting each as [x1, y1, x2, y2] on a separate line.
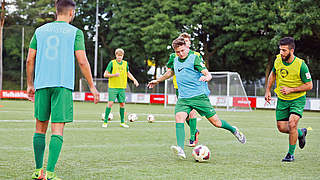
[179, 32, 191, 40]
[172, 37, 186, 49]
[115, 48, 124, 55]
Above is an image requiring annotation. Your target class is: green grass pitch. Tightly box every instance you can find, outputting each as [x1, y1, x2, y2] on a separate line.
[0, 100, 319, 179]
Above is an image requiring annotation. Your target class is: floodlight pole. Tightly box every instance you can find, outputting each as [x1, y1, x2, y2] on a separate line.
[94, 0, 99, 80]
[20, 27, 24, 90]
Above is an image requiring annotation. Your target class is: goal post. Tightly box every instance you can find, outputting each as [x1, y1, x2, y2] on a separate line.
[164, 72, 252, 111]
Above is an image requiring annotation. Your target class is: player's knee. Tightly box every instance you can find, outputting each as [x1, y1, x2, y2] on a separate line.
[288, 121, 297, 131]
[277, 124, 287, 133]
[120, 103, 125, 107]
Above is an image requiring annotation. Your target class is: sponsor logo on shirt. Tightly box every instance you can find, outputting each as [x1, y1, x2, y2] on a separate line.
[305, 72, 311, 79]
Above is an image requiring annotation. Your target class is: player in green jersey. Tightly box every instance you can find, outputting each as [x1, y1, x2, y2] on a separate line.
[265, 37, 313, 162]
[170, 33, 199, 147]
[27, 0, 100, 179]
[148, 37, 246, 159]
[102, 48, 139, 128]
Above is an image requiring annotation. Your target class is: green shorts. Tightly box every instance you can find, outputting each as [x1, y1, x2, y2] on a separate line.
[35, 87, 73, 123]
[276, 96, 306, 121]
[108, 88, 126, 103]
[175, 94, 216, 118]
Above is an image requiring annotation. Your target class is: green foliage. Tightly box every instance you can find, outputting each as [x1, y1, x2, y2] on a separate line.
[2, 0, 320, 90]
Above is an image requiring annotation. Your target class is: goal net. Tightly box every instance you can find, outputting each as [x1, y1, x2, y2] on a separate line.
[165, 72, 252, 111]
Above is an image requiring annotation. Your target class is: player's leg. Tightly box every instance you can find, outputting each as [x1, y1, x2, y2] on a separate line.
[46, 122, 65, 178]
[282, 97, 307, 162]
[103, 88, 116, 126]
[45, 87, 72, 178]
[194, 94, 246, 144]
[32, 89, 50, 179]
[171, 98, 191, 159]
[118, 89, 128, 127]
[188, 109, 199, 147]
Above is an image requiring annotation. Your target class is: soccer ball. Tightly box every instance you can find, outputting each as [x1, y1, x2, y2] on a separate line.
[192, 145, 210, 162]
[128, 113, 138, 122]
[101, 113, 113, 121]
[147, 114, 155, 123]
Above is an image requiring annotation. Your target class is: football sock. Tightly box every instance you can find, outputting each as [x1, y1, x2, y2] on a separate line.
[47, 135, 63, 172]
[176, 123, 185, 150]
[288, 143, 296, 155]
[33, 133, 46, 169]
[120, 107, 125, 123]
[189, 118, 197, 141]
[221, 120, 236, 133]
[298, 129, 303, 138]
[104, 107, 111, 123]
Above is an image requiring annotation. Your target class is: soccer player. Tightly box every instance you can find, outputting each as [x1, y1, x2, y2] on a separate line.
[265, 37, 312, 162]
[102, 48, 139, 128]
[26, 0, 100, 179]
[148, 37, 246, 159]
[169, 33, 199, 147]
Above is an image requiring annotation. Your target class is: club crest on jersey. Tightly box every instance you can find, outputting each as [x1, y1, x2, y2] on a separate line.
[280, 69, 288, 78]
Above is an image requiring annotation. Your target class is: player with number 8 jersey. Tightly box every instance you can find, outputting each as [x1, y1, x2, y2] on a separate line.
[27, 0, 99, 179]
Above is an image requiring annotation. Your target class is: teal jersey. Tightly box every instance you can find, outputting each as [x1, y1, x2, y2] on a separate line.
[31, 21, 80, 90]
[173, 51, 210, 98]
[29, 21, 85, 51]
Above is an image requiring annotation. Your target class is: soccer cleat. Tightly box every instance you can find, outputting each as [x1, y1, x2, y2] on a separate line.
[188, 129, 200, 147]
[102, 122, 108, 128]
[298, 128, 307, 149]
[120, 123, 129, 128]
[44, 171, 62, 180]
[282, 153, 295, 162]
[31, 168, 44, 180]
[170, 145, 186, 159]
[233, 126, 246, 144]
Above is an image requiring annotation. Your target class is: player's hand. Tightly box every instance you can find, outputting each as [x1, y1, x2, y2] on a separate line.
[90, 87, 100, 104]
[147, 80, 159, 89]
[134, 80, 139, 87]
[199, 76, 210, 82]
[113, 73, 120, 77]
[280, 86, 292, 95]
[27, 85, 35, 103]
[264, 91, 271, 104]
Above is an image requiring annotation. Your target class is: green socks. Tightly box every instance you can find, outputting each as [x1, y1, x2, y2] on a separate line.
[189, 118, 197, 141]
[104, 107, 111, 123]
[47, 135, 63, 172]
[298, 128, 303, 138]
[220, 120, 236, 133]
[288, 144, 296, 155]
[120, 107, 125, 123]
[33, 133, 46, 169]
[176, 123, 185, 150]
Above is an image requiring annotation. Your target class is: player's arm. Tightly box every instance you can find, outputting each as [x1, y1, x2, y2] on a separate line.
[280, 81, 313, 95]
[128, 71, 139, 87]
[194, 55, 211, 82]
[26, 48, 37, 102]
[75, 50, 99, 104]
[265, 70, 276, 103]
[280, 62, 313, 95]
[74, 29, 99, 103]
[147, 69, 174, 88]
[103, 62, 119, 78]
[199, 69, 212, 82]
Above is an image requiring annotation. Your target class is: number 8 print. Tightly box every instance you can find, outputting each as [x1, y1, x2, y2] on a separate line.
[45, 35, 60, 60]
